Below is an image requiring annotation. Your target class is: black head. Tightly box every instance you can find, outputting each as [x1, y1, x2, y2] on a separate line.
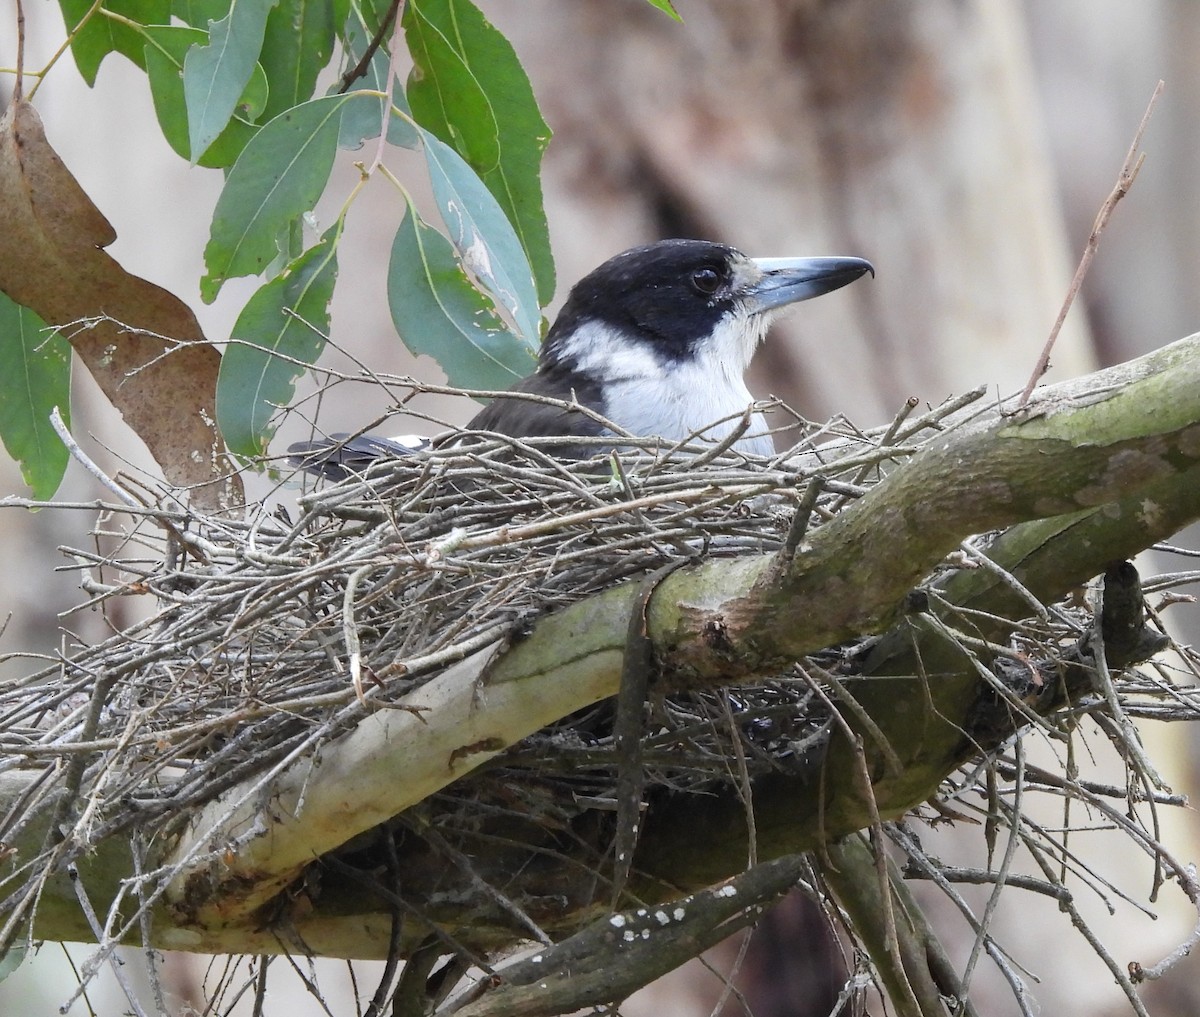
[540, 239, 872, 371]
[543, 240, 747, 366]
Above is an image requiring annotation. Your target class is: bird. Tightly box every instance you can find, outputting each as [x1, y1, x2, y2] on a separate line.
[289, 239, 872, 479]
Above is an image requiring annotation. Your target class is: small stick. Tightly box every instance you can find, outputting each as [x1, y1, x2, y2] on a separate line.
[1017, 80, 1164, 410]
[14, 0, 25, 103]
[338, 0, 403, 93]
[781, 475, 825, 560]
[49, 407, 140, 510]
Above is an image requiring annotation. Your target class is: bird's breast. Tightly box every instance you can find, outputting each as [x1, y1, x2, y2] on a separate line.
[600, 369, 773, 456]
[553, 319, 774, 455]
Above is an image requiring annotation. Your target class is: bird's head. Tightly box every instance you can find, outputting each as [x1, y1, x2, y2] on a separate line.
[541, 239, 873, 381]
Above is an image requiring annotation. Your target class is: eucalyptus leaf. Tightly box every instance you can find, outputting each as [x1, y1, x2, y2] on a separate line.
[405, 0, 554, 305]
[260, 0, 338, 121]
[404, 1, 499, 171]
[0, 939, 27, 983]
[172, 0, 230, 28]
[144, 25, 267, 169]
[643, 0, 683, 20]
[420, 127, 541, 346]
[58, 0, 171, 84]
[388, 202, 534, 389]
[182, 0, 273, 161]
[0, 293, 71, 499]
[217, 228, 340, 457]
[202, 94, 358, 299]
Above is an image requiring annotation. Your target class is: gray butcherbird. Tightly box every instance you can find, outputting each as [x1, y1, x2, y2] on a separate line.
[289, 239, 872, 477]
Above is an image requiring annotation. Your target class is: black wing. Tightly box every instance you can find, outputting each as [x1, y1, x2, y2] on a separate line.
[287, 433, 430, 481]
[466, 369, 607, 457]
[290, 368, 608, 480]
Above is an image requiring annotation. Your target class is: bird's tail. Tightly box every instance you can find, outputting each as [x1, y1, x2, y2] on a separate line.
[287, 433, 430, 481]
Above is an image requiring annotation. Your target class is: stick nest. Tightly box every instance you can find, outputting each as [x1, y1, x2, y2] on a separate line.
[0, 399, 967, 859]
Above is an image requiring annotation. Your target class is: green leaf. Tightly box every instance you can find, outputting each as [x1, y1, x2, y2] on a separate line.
[217, 229, 340, 457]
[144, 26, 267, 169]
[0, 940, 27, 983]
[404, 1, 499, 171]
[643, 0, 682, 20]
[0, 294, 71, 499]
[331, 0, 351, 29]
[58, 0, 171, 84]
[355, 0, 393, 34]
[259, 0, 338, 121]
[404, 0, 555, 306]
[388, 201, 535, 388]
[202, 94, 358, 300]
[172, 0, 230, 28]
[419, 127, 541, 346]
[182, 0, 275, 161]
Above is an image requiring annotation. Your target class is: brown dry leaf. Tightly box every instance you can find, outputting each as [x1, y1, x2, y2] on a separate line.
[0, 100, 243, 511]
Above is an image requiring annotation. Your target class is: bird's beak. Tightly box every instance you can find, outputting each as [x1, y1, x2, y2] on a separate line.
[745, 256, 874, 313]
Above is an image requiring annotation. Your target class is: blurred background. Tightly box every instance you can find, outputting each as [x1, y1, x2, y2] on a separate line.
[1, 1, 1199, 1014]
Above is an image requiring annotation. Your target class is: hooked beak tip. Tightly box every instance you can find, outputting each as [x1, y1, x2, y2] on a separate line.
[746, 255, 874, 312]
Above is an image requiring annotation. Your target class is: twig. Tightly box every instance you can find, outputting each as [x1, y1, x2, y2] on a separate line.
[1088, 574, 1169, 790]
[368, 1, 406, 176]
[781, 475, 825, 560]
[957, 541, 1052, 622]
[338, 0, 403, 93]
[48, 407, 140, 509]
[706, 691, 760, 1017]
[1023, 836, 1153, 1017]
[343, 562, 373, 702]
[961, 741, 1024, 990]
[889, 823, 1037, 1015]
[1017, 80, 1164, 408]
[387, 938, 442, 1017]
[799, 661, 904, 777]
[365, 833, 409, 1017]
[409, 818, 552, 947]
[829, 396, 918, 513]
[13, 0, 25, 103]
[795, 666, 923, 1013]
[612, 560, 689, 904]
[130, 835, 169, 1017]
[66, 866, 150, 1017]
[1131, 865, 1200, 983]
[892, 386, 989, 443]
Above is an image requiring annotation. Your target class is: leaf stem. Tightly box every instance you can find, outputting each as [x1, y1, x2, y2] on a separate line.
[27, 0, 105, 100]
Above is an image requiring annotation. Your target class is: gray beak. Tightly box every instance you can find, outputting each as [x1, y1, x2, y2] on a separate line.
[746, 256, 874, 313]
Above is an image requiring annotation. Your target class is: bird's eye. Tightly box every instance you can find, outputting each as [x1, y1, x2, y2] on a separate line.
[690, 267, 721, 295]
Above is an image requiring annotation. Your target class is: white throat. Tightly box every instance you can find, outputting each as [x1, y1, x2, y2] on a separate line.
[556, 316, 774, 455]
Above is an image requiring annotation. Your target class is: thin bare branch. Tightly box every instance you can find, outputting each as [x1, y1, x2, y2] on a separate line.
[1017, 80, 1164, 407]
